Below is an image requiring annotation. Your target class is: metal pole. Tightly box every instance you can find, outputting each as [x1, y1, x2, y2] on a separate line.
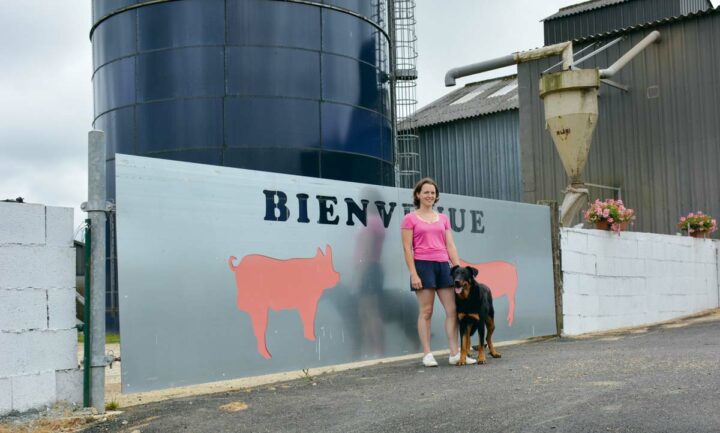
[539, 200, 563, 337]
[542, 42, 597, 74]
[572, 36, 624, 68]
[83, 220, 91, 407]
[85, 130, 107, 413]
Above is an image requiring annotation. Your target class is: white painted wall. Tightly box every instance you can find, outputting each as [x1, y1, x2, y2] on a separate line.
[0, 202, 81, 416]
[561, 228, 720, 336]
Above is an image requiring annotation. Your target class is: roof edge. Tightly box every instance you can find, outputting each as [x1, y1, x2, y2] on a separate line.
[568, 5, 720, 43]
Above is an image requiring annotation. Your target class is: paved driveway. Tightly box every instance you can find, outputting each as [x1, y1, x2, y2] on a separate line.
[82, 312, 720, 433]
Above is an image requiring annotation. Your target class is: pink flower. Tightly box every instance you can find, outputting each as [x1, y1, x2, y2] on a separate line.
[680, 217, 686, 222]
[585, 199, 634, 229]
[689, 213, 695, 218]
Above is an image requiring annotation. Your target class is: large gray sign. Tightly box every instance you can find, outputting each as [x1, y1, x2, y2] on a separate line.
[116, 155, 555, 392]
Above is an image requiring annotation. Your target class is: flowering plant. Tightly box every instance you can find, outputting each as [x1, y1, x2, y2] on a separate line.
[677, 211, 717, 235]
[583, 199, 635, 233]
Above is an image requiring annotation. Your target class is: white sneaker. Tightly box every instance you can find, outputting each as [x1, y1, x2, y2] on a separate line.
[448, 352, 477, 365]
[422, 353, 438, 367]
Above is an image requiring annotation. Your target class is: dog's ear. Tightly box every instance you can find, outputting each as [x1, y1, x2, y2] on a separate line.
[450, 265, 460, 274]
[467, 266, 478, 277]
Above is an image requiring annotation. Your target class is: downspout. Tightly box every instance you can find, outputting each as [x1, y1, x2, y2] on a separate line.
[445, 41, 573, 87]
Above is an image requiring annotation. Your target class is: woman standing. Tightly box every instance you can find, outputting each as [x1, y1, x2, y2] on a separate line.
[401, 178, 476, 367]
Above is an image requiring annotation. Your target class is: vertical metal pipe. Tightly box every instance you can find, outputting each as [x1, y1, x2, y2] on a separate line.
[539, 200, 563, 336]
[83, 220, 91, 407]
[87, 130, 107, 413]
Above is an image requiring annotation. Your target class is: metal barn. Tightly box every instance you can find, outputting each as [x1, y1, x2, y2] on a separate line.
[417, 0, 720, 235]
[520, 5, 720, 233]
[411, 76, 521, 201]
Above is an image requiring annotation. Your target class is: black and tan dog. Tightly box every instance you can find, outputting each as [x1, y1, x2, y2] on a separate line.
[451, 265, 502, 365]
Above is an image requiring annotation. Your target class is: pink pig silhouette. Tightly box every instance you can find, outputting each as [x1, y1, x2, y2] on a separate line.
[459, 259, 518, 326]
[228, 245, 340, 359]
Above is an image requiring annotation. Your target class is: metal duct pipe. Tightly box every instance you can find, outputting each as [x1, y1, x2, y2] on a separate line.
[445, 41, 573, 86]
[600, 31, 660, 78]
[445, 54, 515, 86]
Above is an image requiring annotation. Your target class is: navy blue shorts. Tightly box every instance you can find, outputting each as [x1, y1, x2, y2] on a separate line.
[411, 260, 453, 291]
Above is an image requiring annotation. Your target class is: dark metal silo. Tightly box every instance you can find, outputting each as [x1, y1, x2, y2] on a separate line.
[91, 0, 394, 190]
[90, 0, 394, 331]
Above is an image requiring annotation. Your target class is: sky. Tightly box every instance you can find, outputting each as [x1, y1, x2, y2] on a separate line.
[2, 0, 715, 234]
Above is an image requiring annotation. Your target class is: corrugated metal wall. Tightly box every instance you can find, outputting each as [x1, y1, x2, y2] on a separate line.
[681, 0, 712, 14]
[417, 110, 522, 201]
[544, 0, 710, 44]
[520, 10, 720, 233]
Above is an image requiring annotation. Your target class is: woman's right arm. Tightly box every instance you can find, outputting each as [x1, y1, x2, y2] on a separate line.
[402, 229, 422, 290]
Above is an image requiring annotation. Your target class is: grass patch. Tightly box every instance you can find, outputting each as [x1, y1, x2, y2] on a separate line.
[105, 400, 119, 411]
[77, 332, 120, 344]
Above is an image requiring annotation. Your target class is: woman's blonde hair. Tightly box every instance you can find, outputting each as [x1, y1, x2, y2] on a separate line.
[412, 177, 440, 208]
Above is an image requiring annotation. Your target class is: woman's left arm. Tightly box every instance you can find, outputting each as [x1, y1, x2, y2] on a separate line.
[445, 229, 460, 267]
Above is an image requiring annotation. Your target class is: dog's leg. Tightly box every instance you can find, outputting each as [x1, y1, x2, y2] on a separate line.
[485, 316, 501, 358]
[477, 303, 488, 364]
[476, 323, 486, 364]
[457, 314, 467, 365]
[461, 325, 474, 365]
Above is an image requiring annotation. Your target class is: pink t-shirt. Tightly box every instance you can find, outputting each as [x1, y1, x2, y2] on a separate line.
[401, 212, 450, 262]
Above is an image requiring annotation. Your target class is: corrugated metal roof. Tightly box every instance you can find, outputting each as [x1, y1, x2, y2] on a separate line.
[569, 4, 720, 41]
[543, 0, 627, 22]
[544, 0, 714, 44]
[409, 75, 518, 130]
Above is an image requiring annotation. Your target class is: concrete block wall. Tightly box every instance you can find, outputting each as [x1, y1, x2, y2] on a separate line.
[0, 202, 82, 416]
[561, 228, 719, 336]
